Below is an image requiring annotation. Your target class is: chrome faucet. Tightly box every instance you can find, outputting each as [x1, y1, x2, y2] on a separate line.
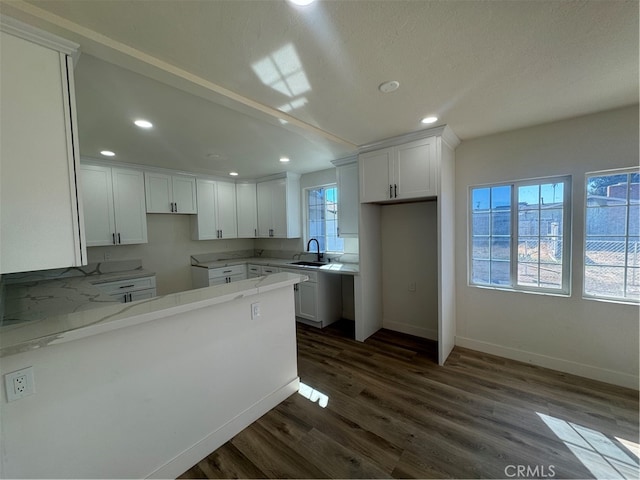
[306, 238, 323, 263]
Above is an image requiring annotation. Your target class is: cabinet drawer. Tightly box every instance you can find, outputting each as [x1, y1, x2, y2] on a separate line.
[109, 287, 156, 303]
[94, 275, 156, 294]
[247, 264, 261, 275]
[209, 264, 246, 279]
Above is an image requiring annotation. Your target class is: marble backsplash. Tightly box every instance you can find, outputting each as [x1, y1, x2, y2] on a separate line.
[2, 260, 144, 284]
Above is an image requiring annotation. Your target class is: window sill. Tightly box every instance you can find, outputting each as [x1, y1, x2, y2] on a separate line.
[468, 283, 570, 298]
[582, 295, 639, 306]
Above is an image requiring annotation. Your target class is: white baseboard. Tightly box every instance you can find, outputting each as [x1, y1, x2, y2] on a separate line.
[148, 377, 300, 479]
[383, 320, 437, 341]
[455, 337, 638, 390]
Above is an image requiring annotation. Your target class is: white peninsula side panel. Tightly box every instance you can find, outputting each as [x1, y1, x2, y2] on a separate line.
[0, 281, 299, 479]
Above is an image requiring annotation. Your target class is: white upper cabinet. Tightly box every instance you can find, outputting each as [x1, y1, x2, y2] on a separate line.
[256, 173, 301, 238]
[191, 179, 237, 240]
[0, 20, 85, 273]
[359, 136, 438, 203]
[80, 165, 148, 246]
[334, 158, 359, 237]
[236, 183, 258, 238]
[144, 172, 197, 214]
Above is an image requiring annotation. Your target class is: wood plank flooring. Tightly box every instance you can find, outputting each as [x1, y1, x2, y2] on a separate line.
[179, 321, 639, 479]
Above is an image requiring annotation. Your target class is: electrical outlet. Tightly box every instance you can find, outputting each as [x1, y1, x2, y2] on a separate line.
[408, 282, 416, 292]
[5, 367, 35, 402]
[104, 251, 111, 261]
[251, 302, 261, 319]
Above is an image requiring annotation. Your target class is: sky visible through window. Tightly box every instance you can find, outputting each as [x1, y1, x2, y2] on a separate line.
[307, 186, 343, 253]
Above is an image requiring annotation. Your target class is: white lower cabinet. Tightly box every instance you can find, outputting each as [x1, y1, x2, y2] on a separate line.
[93, 275, 156, 304]
[191, 264, 247, 288]
[279, 268, 342, 328]
[247, 264, 261, 278]
[260, 265, 279, 275]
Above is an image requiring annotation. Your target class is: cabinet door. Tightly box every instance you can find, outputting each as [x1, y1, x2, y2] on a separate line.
[236, 183, 258, 238]
[1, 32, 84, 273]
[144, 172, 173, 213]
[172, 175, 197, 214]
[298, 281, 317, 320]
[394, 137, 438, 199]
[216, 181, 238, 238]
[193, 179, 218, 240]
[80, 165, 116, 246]
[337, 162, 359, 237]
[256, 181, 272, 237]
[112, 168, 148, 245]
[270, 178, 288, 238]
[359, 148, 392, 203]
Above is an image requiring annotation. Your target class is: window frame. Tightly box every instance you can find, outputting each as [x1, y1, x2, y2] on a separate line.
[583, 167, 640, 304]
[303, 183, 344, 254]
[468, 175, 572, 295]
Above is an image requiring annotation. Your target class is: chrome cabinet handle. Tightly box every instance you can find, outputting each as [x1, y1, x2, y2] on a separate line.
[174, 202, 178, 212]
[395, 184, 398, 198]
[112, 233, 116, 245]
[390, 184, 392, 198]
[118, 233, 121, 244]
[119, 284, 135, 289]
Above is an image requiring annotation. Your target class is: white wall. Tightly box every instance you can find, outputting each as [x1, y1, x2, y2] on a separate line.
[0, 285, 298, 478]
[454, 105, 639, 389]
[381, 202, 438, 340]
[88, 214, 254, 295]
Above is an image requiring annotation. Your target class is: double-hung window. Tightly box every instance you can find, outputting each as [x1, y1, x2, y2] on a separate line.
[469, 176, 571, 294]
[584, 168, 639, 302]
[306, 185, 344, 253]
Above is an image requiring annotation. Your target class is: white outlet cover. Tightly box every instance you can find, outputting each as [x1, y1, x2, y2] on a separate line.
[5, 366, 35, 402]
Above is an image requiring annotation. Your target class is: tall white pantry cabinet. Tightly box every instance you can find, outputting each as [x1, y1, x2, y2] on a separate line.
[0, 18, 85, 274]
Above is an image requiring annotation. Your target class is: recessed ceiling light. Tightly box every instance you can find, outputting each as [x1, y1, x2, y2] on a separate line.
[288, 0, 315, 6]
[379, 80, 400, 93]
[100, 150, 116, 157]
[229, 171, 239, 176]
[421, 116, 439, 124]
[134, 119, 153, 129]
[280, 157, 290, 163]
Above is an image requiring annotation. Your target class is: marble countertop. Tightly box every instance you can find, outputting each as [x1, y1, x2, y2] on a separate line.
[2, 269, 156, 326]
[0, 272, 306, 358]
[192, 257, 360, 275]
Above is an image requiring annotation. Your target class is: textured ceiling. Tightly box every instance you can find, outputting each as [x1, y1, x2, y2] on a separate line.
[2, 0, 638, 178]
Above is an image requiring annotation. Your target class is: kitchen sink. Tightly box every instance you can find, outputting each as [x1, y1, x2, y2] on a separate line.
[289, 261, 327, 267]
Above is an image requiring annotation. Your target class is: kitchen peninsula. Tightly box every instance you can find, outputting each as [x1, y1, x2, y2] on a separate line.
[0, 270, 306, 478]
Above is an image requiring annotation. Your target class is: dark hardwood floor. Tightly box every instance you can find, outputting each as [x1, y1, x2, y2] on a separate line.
[179, 320, 639, 479]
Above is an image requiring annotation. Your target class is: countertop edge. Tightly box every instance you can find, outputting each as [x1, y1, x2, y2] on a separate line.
[0, 273, 306, 358]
